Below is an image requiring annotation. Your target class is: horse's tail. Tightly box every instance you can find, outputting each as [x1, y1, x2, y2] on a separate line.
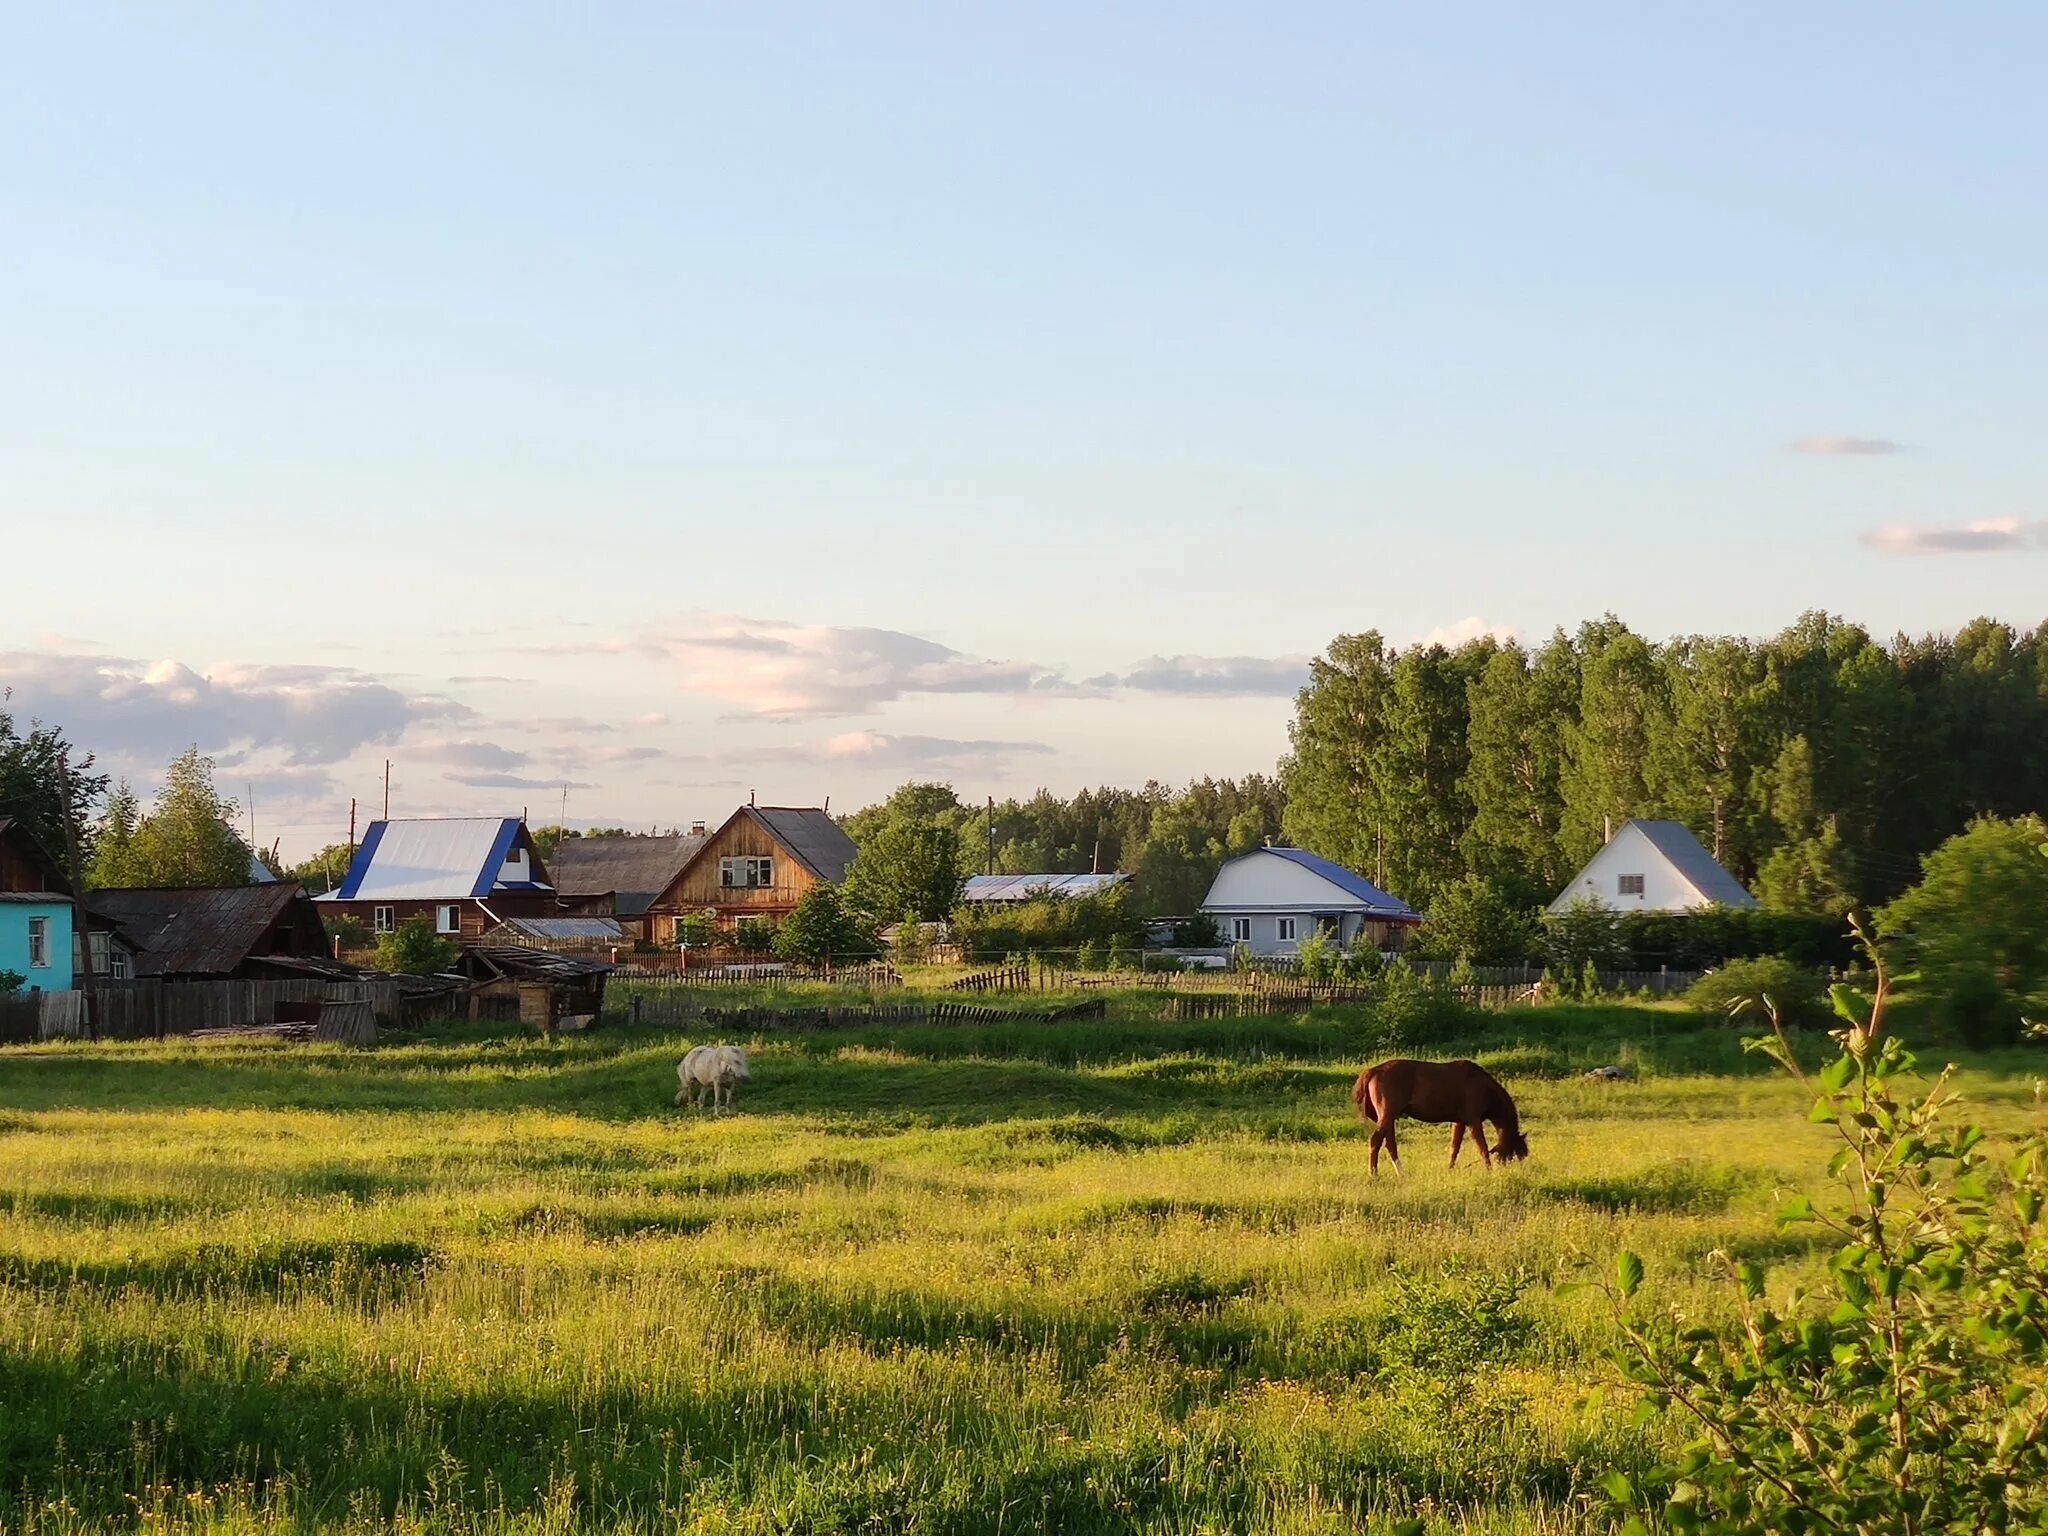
[1352, 1066, 1378, 1122]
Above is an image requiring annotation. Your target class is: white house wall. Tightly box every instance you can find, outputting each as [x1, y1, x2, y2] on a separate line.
[1551, 824, 1705, 913]
[1202, 852, 1351, 909]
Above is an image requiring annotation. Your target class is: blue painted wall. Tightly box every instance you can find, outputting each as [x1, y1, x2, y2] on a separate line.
[0, 902, 74, 992]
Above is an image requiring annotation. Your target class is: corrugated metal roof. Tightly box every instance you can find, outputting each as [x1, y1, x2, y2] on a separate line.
[324, 818, 552, 901]
[1627, 820, 1760, 909]
[489, 916, 625, 941]
[87, 883, 314, 977]
[548, 835, 703, 914]
[961, 872, 1131, 902]
[1247, 848, 1421, 919]
[248, 853, 277, 884]
[747, 807, 858, 884]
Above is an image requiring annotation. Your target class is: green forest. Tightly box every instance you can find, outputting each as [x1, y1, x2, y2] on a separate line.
[877, 611, 2045, 924]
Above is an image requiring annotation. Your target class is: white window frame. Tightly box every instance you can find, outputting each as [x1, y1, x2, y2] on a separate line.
[1617, 873, 1645, 896]
[27, 916, 50, 969]
[89, 932, 111, 974]
[436, 904, 462, 935]
[374, 906, 396, 934]
[1276, 917, 1298, 943]
[720, 855, 774, 889]
[110, 949, 131, 981]
[1230, 917, 1252, 944]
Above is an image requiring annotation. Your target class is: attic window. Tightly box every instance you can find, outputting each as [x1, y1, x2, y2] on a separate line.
[720, 856, 773, 889]
[1618, 874, 1645, 896]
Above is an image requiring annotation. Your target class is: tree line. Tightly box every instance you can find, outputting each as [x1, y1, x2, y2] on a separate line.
[1283, 610, 2047, 913]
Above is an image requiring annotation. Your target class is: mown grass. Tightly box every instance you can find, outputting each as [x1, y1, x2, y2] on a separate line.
[1, 998, 2039, 1534]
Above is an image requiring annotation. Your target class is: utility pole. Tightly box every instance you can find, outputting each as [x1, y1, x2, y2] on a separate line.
[348, 797, 357, 866]
[986, 796, 995, 877]
[383, 761, 391, 821]
[56, 753, 95, 1041]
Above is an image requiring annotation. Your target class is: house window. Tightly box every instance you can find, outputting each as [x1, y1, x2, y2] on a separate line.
[436, 904, 462, 935]
[1617, 874, 1646, 896]
[89, 932, 111, 974]
[720, 856, 774, 889]
[374, 906, 395, 934]
[1276, 917, 1298, 943]
[27, 917, 50, 968]
[1230, 917, 1252, 944]
[110, 949, 131, 981]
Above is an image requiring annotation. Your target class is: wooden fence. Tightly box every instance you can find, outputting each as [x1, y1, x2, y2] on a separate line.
[623, 991, 1107, 1030]
[1, 975, 459, 1044]
[946, 962, 1033, 994]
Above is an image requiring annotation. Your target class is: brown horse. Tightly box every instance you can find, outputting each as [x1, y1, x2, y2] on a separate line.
[1352, 1058, 1529, 1174]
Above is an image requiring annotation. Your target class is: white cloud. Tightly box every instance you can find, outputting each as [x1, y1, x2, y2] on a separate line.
[1414, 616, 1519, 649]
[0, 652, 469, 767]
[546, 617, 1066, 718]
[1862, 518, 2048, 554]
[1794, 435, 1903, 456]
[1086, 654, 1310, 697]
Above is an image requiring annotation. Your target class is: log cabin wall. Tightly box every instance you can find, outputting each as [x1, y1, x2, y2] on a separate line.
[657, 816, 817, 921]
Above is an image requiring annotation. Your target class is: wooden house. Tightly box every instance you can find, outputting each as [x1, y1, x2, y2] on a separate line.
[547, 832, 705, 940]
[87, 882, 336, 980]
[0, 818, 75, 992]
[316, 818, 564, 943]
[648, 806, 857, 939]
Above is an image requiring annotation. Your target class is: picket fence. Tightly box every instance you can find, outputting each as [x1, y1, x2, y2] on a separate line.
[621, 990, 1107, 1030]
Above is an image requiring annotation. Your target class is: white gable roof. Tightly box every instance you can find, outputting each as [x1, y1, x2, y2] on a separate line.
[1549, 819, 1757, 913]
[320, 818, 552, 902]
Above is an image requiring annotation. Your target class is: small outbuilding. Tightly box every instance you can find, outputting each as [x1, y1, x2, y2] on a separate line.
[546, 833, 705, 940]
[1199, 847, 1422, 956]
[87, 882, 335, 980]
[1548, 818, 1758, 915]
[452, 944, 611, 1032]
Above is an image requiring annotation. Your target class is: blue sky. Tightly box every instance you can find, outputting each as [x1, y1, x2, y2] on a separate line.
[4, 4, 2042, 856]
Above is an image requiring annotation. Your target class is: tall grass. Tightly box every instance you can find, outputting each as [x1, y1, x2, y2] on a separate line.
[1, 1002, 2034, 1533]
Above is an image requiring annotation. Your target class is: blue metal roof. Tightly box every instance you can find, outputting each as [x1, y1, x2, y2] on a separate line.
[1259, 847, 1419, 917]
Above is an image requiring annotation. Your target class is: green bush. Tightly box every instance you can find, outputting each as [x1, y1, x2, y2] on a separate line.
[1596, 936, 2048, 1535]
[1075, 939, 1106, 972]
[771, 887, 878, 967]
[1686, 955, 1829, 1029]
[675, 910, 718, 948]
[373, 916, 455, 978]
[1295, 925, 1337, 983]
[0, 968, 23, 996]
[954, 888, 1143, 958]
[1372, 961, 1474, 1049]
[734, 916, 776, 952]
[1940, 961, 2022, 1049]
[1544, 896, 1626, 973]
[1341, 945, 1384, 982]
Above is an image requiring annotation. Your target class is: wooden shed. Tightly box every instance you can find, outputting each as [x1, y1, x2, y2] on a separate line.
[453, 944, 611, 1032]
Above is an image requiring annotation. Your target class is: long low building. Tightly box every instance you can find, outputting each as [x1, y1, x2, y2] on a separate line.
[960, 872, 1131, 904]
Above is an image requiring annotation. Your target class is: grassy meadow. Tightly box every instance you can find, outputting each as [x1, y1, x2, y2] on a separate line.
[1, 991, 2040, 1535]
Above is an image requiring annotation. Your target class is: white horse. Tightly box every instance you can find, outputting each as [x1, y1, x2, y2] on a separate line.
[675, 1044, 751, 1114]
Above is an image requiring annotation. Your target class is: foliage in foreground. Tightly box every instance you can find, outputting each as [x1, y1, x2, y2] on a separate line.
[1593, 932, 2048, 1534]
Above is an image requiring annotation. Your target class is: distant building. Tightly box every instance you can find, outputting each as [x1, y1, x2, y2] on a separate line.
[1199, 847, 1422, 957]
[0, 818, 75, 991]
[315, 818, 561, 942]
[1548, 818, 1759, 914]
[649, 806, 857, 935]
[960, 872, 1131, 904]
[547, 832, 705, 940]
[87, 882, 336, 980]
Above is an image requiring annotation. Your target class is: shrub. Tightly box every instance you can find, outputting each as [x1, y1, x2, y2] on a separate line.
[373, 916, 455, 977]
[675, 910, 718, 948]
[734, 916, 776, 952]
[1341, 945, 1384, 982]
[1880, 813, 2048, 1003]
[1166, 913, 1222, 948]
[1075, 939, 1106, 972]
[1686, 955, 1828, 1029]
[1591, 926, 2048, 1535]
[1295, 925, 1337, 983]
[1373, 960, 1473, 1049]
[1409, 874, 1541, 963]
[771, 887, 877, 967]
[1544, 895, 1626, 973]
[892, 909, 928, 966]
[1106, 937, 1137, 972]
[0, 968, 23, 996]
[1940, 960, 2022, 1049]
[954, 888, 1143, 958]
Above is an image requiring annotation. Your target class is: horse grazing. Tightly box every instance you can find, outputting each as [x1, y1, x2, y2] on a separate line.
[676, 1044, 751, 1114]
[1351, 1058, 1528, 1174]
